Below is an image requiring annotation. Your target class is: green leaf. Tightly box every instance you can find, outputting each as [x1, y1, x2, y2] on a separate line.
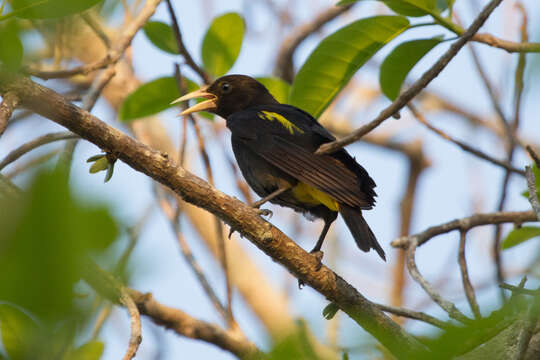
[64, 341, 104, 360]
[502, 226, 540, 250]
[201, 12, 245, 77]
[0, 304, 40, 360]
[322, 303, 340, 320]
[255, 77, 291, 103]
[0, 21, 23, 70]
[0, 170, 118, 323]
[380, 37, 442, 100]
[8, 0, 103, 19]
[337, 0, 440, 17]
[289, 15, 409, 118]
[89, 156, 108, 173]
[143, 21, 178, 55]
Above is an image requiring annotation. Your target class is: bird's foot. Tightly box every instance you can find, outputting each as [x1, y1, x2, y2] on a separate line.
[228, 227, 238, 239]
[298, 250, 324, 289]
[255, 208, 273, 218]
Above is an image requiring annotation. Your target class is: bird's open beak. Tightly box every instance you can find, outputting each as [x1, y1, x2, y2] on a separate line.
[171, 86, 217, 116]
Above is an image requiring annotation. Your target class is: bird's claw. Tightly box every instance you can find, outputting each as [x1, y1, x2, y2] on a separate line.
[228, 227, 236, 239]
[255, 208, 273, 218]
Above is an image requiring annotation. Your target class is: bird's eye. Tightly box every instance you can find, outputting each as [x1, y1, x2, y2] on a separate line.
[221, 82, 231, 93]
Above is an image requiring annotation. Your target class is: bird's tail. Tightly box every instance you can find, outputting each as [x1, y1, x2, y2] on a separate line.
[339, 204, 386, 261]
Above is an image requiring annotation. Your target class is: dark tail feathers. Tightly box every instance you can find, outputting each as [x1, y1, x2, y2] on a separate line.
[339, 204, 385, 261]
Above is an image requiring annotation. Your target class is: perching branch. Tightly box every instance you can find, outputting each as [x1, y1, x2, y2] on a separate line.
[0, 92, 19, 137]
[525, 166, 540, 221]
[0, 72, 426, 358]
[316, 0, 505, 155]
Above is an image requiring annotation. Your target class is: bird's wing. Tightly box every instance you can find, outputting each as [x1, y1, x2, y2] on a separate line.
[248, 134, 374, 209]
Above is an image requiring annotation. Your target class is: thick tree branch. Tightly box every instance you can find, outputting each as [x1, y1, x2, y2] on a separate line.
[316, 0, 504, 155]
[392, 211, 538, 249]
[0, 92, 19, 137]
[0, 73, 425, 358]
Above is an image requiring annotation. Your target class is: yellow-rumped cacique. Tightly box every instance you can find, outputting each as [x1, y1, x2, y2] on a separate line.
[173, 75, 385, 261]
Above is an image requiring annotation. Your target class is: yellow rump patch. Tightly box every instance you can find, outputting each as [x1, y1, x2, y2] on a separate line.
[292, 182, 339, 211]
[258, 111, 304, 135]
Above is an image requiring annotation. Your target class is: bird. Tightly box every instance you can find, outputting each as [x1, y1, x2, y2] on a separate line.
[173, 74, 385, 264]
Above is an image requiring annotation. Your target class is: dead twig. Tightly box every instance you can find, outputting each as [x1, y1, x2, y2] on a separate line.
[408, 104, 524, 176]
[406, 240, 471, 324]
[165, 0, 211, 84]
[119, 289, 142, 360]
[274, 3, 354, 82]
[458, 231, 481, 319]
[0, 131, 79, 171]
[393, 211, 538, 249]
[373, 302, 449, 329]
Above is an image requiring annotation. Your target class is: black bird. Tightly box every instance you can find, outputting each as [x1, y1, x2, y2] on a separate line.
[174, 75, 385, 261]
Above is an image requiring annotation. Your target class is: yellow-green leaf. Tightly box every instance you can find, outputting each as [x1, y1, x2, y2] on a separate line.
[380, 37, 442, 100]
[289, 15, 409, 118]
[64, 341, 104, 360]
[337, 0, 440, 17]
[255, 77, 291, 103]
[502, 226, 540, 250]
[8, 0, 103, 19]
[0, 304, 40, 360]
[201, 12, 245, 77]
[143, 21, 179, 55]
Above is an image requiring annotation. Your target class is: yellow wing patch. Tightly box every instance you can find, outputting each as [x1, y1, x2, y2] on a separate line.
[292, 182, 339, 211]
[258, 111, 304, 135]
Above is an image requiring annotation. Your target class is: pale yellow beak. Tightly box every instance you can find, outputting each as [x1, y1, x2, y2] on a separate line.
[171, 86, 217, 116]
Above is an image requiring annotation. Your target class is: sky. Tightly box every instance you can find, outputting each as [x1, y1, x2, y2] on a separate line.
[2, 0, 540, 359]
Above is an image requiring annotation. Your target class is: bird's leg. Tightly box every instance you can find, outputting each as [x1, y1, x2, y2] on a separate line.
[229, 186, 292, 239]
[298, 215, 337, 289]
[252, 187, 291, 208]
[251, 186, 291, 217]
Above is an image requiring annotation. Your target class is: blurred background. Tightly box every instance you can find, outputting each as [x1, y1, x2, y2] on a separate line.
[1, 0, 540, 359]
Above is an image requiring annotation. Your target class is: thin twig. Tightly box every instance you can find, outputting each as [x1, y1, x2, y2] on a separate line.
[499, 283, 539, 296]
[274, 3, 354, 82]
[165, 0, 211, 84]
[408, 104, 524, 176]
[392, 210, 538, 249]
[0, 131, 78, 171]
[526, 145, 540, 169]
[406, 240, 471, 324]
[81, 12, 111, 48]
[0, 92, 19, 137]
[372, 302, 449, 329]
[489, 5, 528, 297]
[458, 231, 481, 319]
[26, 0, 162, 79]
[156, 192, 229, 323]
[189, 115, 234, 326]
[472, 33, 540, 53]
[513, 300, 540, 360]
[119, 289, 142, 360]
[317, 0, 505, 155]
[5, 149, 60, 178]
[525, 166, 540, 220]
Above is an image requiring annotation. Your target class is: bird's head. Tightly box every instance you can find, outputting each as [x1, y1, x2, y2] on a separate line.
[172, 75, 278, 118]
